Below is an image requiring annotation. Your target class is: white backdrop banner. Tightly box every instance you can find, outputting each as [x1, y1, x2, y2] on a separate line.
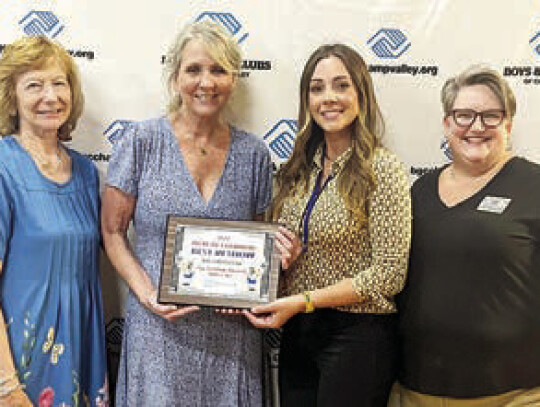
[2, 1, 540, 404]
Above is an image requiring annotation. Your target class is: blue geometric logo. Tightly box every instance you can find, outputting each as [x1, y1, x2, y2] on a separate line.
[529, 31, 540, 57]
[106, 318, 125, 350]
[367, 28, 411, 59]
[19, 11, 65, 38]
[195, 11, 249, 44]
[104, 120, 133, 144]
[440, 138, 453, 161]
[264, 119, 298, 162]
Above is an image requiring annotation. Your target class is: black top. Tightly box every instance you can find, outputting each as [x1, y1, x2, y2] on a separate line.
[398, 157, 540, 397]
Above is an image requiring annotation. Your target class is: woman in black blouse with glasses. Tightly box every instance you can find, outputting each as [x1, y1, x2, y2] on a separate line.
[398, 65, 540, 407]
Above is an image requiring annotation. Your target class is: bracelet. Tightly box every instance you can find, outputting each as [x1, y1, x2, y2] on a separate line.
[0, 381, 25, 398]
[302, 291, 315, 313]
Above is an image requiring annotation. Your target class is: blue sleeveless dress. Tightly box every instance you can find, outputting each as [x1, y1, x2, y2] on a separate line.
[0, 136, 108, 406]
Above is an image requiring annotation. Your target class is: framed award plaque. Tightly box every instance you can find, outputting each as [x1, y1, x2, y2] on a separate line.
[158, 216, 281, 309]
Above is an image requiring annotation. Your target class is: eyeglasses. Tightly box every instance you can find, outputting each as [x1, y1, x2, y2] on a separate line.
[449, 109, 506, 129]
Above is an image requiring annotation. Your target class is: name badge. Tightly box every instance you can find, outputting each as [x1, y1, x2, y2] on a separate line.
[477, 196, 511, 214]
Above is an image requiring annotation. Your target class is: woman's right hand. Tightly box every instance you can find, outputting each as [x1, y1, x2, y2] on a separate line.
[142, 290, 199, 322]
[103, 187, 201, 322]
[0, 387, 32, 407]
[275, 226, 303, 270]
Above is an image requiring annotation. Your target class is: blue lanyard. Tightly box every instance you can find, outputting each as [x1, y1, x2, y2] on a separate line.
[300, 169, 334, 252]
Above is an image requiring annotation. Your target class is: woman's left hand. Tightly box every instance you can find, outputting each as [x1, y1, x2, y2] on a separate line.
[275, 226, 303, 270]
[243, 295, 305, 329]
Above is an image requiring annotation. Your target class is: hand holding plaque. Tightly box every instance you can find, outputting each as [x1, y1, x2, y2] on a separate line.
[158, 216, 281, 309]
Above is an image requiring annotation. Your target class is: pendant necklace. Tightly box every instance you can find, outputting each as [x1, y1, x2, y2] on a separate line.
[184, 135, 209, 156]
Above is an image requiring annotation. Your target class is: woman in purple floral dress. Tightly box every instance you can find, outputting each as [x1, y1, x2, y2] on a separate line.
[102, 22, 272, 406]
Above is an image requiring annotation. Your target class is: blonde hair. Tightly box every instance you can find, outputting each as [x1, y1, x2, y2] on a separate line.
[0, 36, 84, 141]
[272, 44, 384, 223]
[164, 21, 242, 113]
[441, 65, 516, 119]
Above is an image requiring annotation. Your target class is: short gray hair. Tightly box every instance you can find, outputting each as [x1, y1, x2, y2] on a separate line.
[441, 65, 516, 119]
[164, 21, 242, 113]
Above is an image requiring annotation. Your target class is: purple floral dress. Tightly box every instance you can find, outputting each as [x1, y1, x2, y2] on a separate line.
[107, 117, 272, 406]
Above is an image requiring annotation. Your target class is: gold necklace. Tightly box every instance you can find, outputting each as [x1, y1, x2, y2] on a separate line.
[182, 134, 211, 156]
[18, 135, 63, 171]
[172, 113, 226, 157]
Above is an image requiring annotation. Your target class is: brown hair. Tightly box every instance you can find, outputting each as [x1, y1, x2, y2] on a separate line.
[271, 44, 384, 223]
[0, 36, 84, 141]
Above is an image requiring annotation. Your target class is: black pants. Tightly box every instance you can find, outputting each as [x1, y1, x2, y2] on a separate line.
[279, 309, 397, 407]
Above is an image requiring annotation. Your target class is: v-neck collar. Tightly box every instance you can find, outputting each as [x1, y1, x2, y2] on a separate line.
[435, 157, 517, 210]
[164, 117, 234, 209]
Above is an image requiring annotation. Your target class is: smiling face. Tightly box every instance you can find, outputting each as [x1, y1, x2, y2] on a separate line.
[173, 39, 235, 119]
[308, 55, 360, 141]
[444, 84, 512, 169]
[15, 59, 72, 136]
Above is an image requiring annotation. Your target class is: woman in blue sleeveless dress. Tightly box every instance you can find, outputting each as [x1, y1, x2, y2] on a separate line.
[102, 22, 272, 406]
[0, 37, 108, 406]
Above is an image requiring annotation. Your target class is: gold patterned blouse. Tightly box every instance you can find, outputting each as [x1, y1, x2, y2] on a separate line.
[278, 146, 411, 313]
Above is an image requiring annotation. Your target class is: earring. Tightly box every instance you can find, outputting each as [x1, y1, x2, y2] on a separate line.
[505, 135, 512, 151]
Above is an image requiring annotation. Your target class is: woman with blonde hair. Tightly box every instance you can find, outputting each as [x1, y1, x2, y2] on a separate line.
[0, 36, 107, 406]
[102, 21, 272, 406]
[246, 44, 411, 407]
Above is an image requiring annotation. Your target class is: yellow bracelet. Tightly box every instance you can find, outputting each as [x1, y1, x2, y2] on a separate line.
[303, 291, 315, 313]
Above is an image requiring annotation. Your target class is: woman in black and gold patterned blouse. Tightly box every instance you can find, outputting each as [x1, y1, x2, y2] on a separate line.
[245, 44, 411, 407]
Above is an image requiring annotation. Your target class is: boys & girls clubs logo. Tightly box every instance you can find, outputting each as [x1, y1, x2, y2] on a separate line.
[84, 120, 134, 163]
[0, 10, 95, 60]
[19, 10, 65, 38]
[366, 27, 438, 77]
[503, 29, 540, 85]
[368, 28, 411, 59]
[161, 11, 271, 77]
[263, 119, 298, 169]
[195, 11, 249, 44]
